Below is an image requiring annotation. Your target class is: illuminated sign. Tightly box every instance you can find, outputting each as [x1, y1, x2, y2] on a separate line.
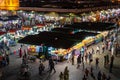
[0, 0, 3, 4]
[0, 0, 19, 10]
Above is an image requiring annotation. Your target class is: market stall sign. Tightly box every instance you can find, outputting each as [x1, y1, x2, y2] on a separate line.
[0, 0, 19, 10]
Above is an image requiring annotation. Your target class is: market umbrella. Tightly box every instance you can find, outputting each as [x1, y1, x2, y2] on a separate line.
[8, 29, 18, 33]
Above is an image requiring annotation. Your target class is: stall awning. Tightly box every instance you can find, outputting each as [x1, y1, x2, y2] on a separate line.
[36, 24, 45, 28]
[8, 29, 17, 33]
[0, 31, 6, 36]
[22, 26, 32, 30]
[64, 22, 116, 31]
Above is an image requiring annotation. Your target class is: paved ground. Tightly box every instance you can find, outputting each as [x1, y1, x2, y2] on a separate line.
[1, 32, 120, 80]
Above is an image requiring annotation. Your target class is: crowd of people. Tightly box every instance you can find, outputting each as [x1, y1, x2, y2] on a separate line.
[0, 8, 120, 80]
[33, 22, 119, 80]
[0, 49, 10, 67]
[0, 48, 10, 80]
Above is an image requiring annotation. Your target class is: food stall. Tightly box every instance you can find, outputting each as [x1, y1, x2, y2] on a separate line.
[72, 42, 84, 50]
[21, 26, 32, 35]
[22, 26, 32, 31]
[27, 44, 71, 61]
[82, 36, 95, 46]
[27, 45, 39, 55]
[94, 34, 103, 43]
[32, 24, 45, 33]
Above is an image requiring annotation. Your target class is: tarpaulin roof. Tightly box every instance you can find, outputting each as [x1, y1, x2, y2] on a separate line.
[0, 31, 6, 35]
[64, 22, 116, 31]
[18, 31, 98, 49]
[51, 27, 76, 34]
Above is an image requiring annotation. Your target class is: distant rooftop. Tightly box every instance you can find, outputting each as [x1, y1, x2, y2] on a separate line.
[19, 0, 119, 9]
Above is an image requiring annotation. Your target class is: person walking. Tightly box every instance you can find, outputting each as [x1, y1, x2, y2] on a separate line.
[96, 46, 100, 54]
[49, 58, 56, 73]
[82, 61, 85, 71]
[90, 66, 95, 80]
[102, 43, 105, 53]
[85, 54, 88, 63]
[102, 72, 106, 80]
[77, 54, 81, 69]
[104, 55, 107, 67]
[106, 74, 111, 80]
[106, 55, 109, 65]
[88, 52, 93, 65]
[111, 46, 114, 55]
[64, 66, 69, 80]
[81, 56, 84, 63]
[90, 66, 93, 75]
[85, 68, 89, 77]
[0, 68, 3, 80]
[109, 55, 114, 73]
[91, 48, 95, 54]
[2, 57, 6, 67]
[82, 75, 87, 80]
[96, 57, 99, 69]
[105, 40, 108, 50]
[59, 72, 64, 80]
[6, 55, 9, 65]
[67, 53, 71, 63]
[71, 55, 74, 65]
[39, 61, 45, 75]
[19, 48, 22, 58]
[97, 71, 102, 80]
